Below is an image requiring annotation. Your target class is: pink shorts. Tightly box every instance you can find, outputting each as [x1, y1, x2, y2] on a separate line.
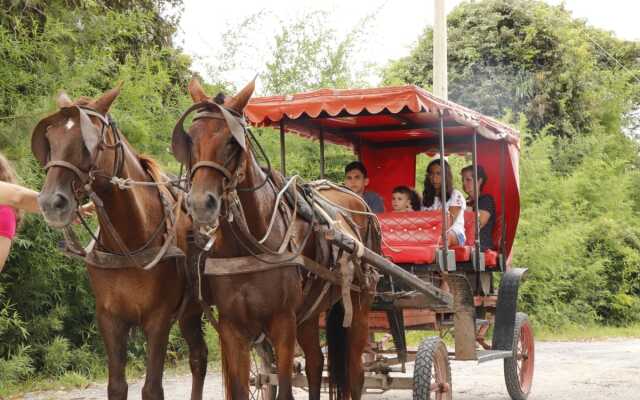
[0, 205, 17, 239]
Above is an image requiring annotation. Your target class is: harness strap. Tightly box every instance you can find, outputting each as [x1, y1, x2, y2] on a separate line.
[191, 160, 233, 182]
[44, 160, 90, 183]
[89, 190, 141, 269]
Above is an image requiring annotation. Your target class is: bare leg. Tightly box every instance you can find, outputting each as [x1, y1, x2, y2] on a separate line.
[447, 231, 460, 247]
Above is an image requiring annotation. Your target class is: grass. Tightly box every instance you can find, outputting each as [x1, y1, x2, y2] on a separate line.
[534, 323, 640, 341]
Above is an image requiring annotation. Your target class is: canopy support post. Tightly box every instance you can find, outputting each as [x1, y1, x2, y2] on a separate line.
[280, 120, 286, 176]
[437, 111, 452, 272]
[472, 129, 483, 273]
[499, 141, 507, 271]
[319, 126, 325, 179]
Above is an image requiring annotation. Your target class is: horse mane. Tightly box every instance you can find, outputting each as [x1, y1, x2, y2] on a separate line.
[137, 154, 165, 184]
[73, 96, 93, 106]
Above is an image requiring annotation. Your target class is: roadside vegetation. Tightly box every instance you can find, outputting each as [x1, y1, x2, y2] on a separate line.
[0, 0, 638, 395]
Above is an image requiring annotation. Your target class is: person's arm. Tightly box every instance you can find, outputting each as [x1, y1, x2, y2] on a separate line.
[478, 210, 491, 228]
[0, 181, 40, 214]
[477, 195, 494, 229]
[0, 236, 11, 272]
[448, 206, 461, 226]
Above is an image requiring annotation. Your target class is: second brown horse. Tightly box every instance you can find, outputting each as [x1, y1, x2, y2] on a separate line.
[172, 79, 379, 400]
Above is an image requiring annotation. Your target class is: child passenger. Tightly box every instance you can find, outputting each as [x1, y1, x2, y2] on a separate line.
[391, 186, 421, 212]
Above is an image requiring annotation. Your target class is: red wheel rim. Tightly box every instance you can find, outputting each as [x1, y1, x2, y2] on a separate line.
[516, 321, 535, 394]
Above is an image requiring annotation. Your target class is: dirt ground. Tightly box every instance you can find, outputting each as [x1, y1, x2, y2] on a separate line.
[18, 339, 640, 400]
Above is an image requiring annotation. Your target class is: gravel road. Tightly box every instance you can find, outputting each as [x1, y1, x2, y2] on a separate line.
[18, 339, 640, 400]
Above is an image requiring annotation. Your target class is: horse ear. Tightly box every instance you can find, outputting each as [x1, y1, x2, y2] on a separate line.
[92, 82, 123, 115]
[56, 91, 73, 108]
[228, 78, 255, 113]
[188, 78, 209, 103]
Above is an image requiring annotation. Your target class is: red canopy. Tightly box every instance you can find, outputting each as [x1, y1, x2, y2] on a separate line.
[245, 85, 520, 262]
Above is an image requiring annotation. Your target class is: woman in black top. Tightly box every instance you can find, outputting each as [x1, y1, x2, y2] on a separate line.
[461, 165, 495, 251]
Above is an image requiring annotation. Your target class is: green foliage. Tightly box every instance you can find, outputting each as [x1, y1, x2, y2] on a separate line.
[1, 0, 639, 392]
[42, 336, 72, 376]
[383, 0, 640, 329]
[0, 0, 192, 388]
[514, 118, 640, 327]
[262, 11, 375, 95]
[0, 345, 33, 389]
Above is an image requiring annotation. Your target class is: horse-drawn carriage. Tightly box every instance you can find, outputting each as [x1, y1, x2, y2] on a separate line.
[242, 85, 534, 400]
[32, 82, 532, 400]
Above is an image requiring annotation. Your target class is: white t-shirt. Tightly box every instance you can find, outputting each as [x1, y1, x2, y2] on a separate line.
[423, 189, 466, 238]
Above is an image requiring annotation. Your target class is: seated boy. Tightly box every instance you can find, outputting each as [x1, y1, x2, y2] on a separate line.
[344, 161, 384, 213]
[391, 186, 421, 212]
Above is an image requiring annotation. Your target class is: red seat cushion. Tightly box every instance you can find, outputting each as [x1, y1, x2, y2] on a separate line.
[484, 250, 498, 267]
[379, 211, 442, 264]
[452, 245, 472, 262]
[382, 245, 437, 264]
[379, 211, 497, 265]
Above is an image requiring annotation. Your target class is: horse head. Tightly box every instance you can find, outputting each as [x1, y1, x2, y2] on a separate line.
[32, 84, 122, 228]
[172, 78, 255, 227]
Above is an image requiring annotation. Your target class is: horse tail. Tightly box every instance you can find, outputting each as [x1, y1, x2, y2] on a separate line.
[327, 301, 349, 400]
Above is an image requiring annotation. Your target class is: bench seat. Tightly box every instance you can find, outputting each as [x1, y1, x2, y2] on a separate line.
[379, 210, 497, 267]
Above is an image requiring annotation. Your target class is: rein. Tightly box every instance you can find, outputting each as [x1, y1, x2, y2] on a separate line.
[174, 98, 379, 330]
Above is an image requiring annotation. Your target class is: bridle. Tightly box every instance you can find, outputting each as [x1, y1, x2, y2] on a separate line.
[42, 106, 126, 201]
[34, 105, 176, 269]
[173, 99, 321, 267]
[172, 100, 273, 198]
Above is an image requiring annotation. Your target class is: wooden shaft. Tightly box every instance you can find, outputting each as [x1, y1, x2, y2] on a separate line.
[324, 226, 453, 308]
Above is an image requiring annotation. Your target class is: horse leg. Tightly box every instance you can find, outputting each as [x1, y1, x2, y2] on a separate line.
[141, 315, 173, 400]
[346, 294, 371, 400]
[220, 319, 252, 400]
[178, 308, 208, 400]
[268, 311, 297, 400]
[97, 311, 131, 400]
[297, 317, 323, 400]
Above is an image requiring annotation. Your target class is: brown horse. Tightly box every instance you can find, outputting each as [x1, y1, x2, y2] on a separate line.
[33, 86, 208, 400]
[172, 78, 378, 400]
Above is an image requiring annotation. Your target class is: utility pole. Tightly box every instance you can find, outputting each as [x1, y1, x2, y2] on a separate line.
[433, 0, 448, 100]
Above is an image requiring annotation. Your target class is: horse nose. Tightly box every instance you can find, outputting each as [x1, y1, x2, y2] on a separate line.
[51, 192, 70, 212]
[205, 192, 218, 211]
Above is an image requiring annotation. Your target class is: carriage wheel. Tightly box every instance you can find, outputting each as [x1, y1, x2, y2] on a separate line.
[250, 342, 277, 400]
[504, 312, 535, 400]
[413, 337, 452, 400]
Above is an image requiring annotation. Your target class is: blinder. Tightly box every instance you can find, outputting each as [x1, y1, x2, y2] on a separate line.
[171, 100, 248, 166]
[31, 106, 107, 167]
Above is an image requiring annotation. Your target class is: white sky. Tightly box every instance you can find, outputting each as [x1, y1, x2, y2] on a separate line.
[174, 0, 640, 90]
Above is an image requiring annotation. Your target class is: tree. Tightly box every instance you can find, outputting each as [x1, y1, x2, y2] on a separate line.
[262, 10, 375, 95]
[383, 0, 640, 138]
